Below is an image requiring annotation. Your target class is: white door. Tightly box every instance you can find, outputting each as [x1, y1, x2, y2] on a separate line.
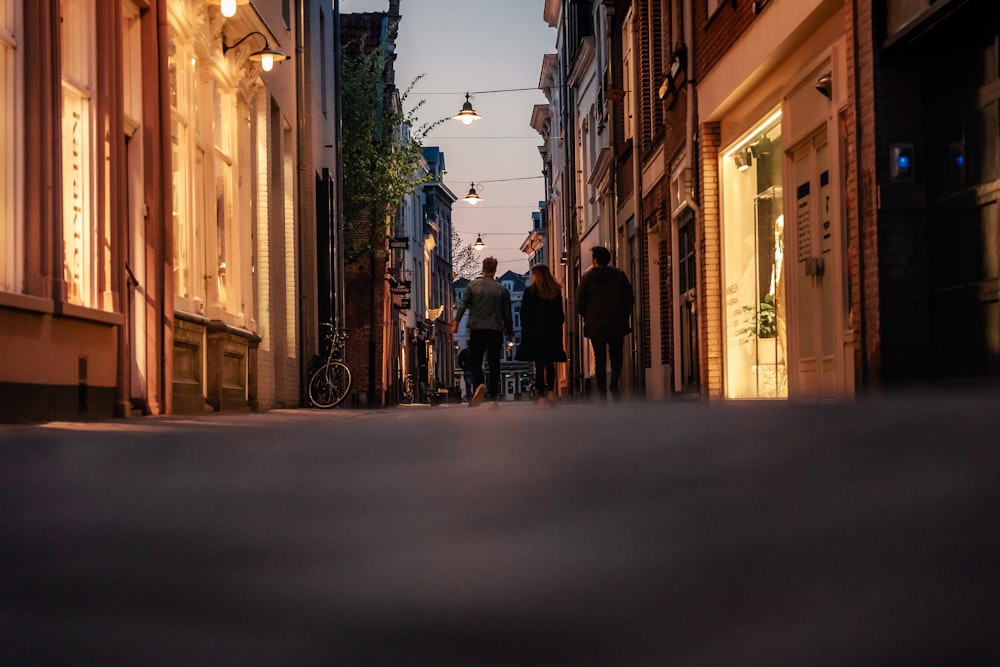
[789, 129, 842, 399]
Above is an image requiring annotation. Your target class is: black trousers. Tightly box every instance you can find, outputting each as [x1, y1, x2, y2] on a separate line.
[534, 361, 556, 396]
[590, 336, 624, 396]
[469, 329, 503, 399]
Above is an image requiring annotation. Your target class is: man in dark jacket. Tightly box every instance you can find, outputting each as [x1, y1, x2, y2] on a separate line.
[455, 257, 514, 407]
[575, 246, 634, 402]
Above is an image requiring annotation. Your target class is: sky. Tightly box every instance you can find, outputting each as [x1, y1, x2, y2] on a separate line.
[340, 0, 557, 275]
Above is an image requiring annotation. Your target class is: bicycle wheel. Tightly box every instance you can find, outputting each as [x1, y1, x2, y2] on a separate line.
[308, 361, 352, 408]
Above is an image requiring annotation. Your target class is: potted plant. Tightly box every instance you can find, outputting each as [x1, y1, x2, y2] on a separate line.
[742, 293, 779, 364]
[742, 293, 777, 339]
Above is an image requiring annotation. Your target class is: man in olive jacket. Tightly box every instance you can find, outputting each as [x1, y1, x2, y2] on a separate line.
[455, 256, 514, 406]
[575, 246, 634, 401]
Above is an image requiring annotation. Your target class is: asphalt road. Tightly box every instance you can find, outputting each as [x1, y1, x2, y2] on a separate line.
[2, 392, 998, 666]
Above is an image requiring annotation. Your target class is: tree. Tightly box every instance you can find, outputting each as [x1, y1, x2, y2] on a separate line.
[451, 228, 481, 280]
[340, 35, 440, 263]
[340, 31, 444, 407]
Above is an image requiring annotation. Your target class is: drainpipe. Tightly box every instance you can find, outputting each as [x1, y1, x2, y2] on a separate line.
[629, 7, 644, 391]
[295, 0, 309, 398]
[333, 0, 345, 334]
[156, 0, 173, 414]
[683, 0, 705, 397]
[561, 0, 579, 397]
[683, 0, 699, 201]
[851, 0, 868, 390]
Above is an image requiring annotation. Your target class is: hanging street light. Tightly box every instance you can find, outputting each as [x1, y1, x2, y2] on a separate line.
[472, 234, 487, 250]
[452, 93, 482, 125]
[463, 183, 483, 205]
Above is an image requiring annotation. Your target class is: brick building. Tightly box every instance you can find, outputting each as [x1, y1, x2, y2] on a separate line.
[537, 0, 999, 400]
[340, 0, 401, 407]
[859, 0, 1000, 387]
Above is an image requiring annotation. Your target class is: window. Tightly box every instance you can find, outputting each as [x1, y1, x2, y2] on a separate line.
[320, 9, 327, 117]
[721, 110, 786, 399]
[60, 0, 98, 308]
[0, 0, 21, 292]
[621, 11, 633, 143]
[213, 79, 234, 311]
[169, 30, 200, 312]
[886, 0, 931, 36]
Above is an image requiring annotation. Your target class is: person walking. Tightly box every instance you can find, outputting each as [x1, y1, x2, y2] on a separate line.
[575, 246, 634, 402]
[454, 256, 514, 407]
[516, 264, 567, 407]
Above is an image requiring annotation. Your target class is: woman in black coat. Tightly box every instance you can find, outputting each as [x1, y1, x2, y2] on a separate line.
[515, 264, 567, 403]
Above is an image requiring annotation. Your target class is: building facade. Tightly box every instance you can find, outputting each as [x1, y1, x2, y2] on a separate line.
[538, 0, 1000, 402]
[860, 0, 1000, 386]
[0, 0, 340, 421]
[1, 0, 172, 420]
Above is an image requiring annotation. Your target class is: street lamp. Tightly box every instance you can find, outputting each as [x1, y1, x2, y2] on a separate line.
[207, 0, 250, 18]
[223, 31, 289, 72]
[463, 183, 483, 205]
[472, 234, 487, 250]
[452, 93, 482, 125]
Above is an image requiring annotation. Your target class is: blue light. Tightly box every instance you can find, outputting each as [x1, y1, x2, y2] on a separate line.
[897, 154, 911, 170]
[955, 155, 964, 168]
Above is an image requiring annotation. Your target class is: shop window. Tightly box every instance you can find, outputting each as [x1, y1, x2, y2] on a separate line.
[169, 30, 201, 313]
[60, 0, 98, 308]
[213, 80, 234, 311]
[886, 0, 931, 36]
[0, 0, 21, 293]
[722, 111, 787, 399]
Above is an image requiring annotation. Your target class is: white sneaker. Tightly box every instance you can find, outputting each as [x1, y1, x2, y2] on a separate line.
[470, 384, 486, 407]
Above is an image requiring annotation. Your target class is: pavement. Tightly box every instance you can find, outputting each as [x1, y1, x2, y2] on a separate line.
[1, 391, 998, 666]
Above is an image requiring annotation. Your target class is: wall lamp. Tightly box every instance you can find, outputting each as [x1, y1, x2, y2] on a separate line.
[452, 93, 483, 125]
[208, 0, 250, 18]
[463, 183, 483, 205]
[734, 147, 753, 172]
[223, 31, 289, 72]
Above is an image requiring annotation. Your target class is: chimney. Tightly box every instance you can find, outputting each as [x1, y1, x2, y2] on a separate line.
[388, 0, 400, 19]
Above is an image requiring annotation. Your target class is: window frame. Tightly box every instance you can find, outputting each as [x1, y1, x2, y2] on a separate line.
[0, 0, 23, 293]
[60, 0, 100, 309]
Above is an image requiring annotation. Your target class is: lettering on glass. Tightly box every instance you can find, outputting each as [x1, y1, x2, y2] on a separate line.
[820, 170, 832, 254]
[64, 106, 85, 303]
[796, 181, 811, 261]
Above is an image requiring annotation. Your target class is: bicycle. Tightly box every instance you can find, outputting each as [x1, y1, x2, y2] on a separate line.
[307, 324, 352, 408]
[400, 374, 415, 404]
[525, 378, 540, 401]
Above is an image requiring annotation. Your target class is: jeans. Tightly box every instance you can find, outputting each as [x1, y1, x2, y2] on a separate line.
[463, 372, 474, 400]
[590, 336, 624, 397]
[469, 329, 503, 400]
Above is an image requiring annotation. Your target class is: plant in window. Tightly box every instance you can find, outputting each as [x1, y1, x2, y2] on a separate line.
[742, 293, 777, 339]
